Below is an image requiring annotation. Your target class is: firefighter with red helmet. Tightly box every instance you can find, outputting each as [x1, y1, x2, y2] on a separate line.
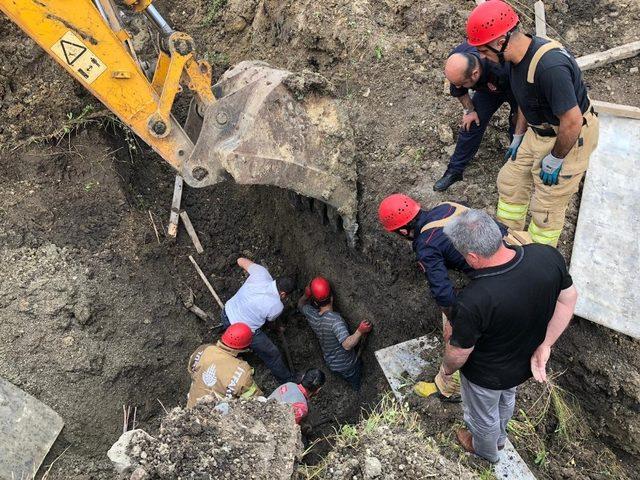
[186, 323, 262, 407]
[378, 194, 509, 400]
[297, 276, 371, 390]
[378, 194, 505, 321]
[466, 0, 599, 246]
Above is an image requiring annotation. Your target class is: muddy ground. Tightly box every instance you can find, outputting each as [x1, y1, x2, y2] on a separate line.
[0, 0, 639, 478]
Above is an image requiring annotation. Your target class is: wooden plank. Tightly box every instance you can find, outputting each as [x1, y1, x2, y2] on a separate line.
[534, 1, 547, 38]
[592, 100, 640, 120]
[188, 255, 225, 309]
[179, 210, 204, 254]
[167, 175, 183, 238]
[0, 378, 65, 479]
[576, 40, 640, 71]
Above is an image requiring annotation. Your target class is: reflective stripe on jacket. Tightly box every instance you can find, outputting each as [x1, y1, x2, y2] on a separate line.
[187, 341, 262, 408]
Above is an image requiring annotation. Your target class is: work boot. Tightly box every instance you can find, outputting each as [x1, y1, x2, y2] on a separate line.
[433, 171, 463, 192]
[456, 427, 475, 454]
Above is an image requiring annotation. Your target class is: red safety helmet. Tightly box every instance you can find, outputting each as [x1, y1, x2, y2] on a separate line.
[466, 0, 519, 46]
[309, 276, 331, 302]
[221, 323, 253, 349]
[378, 194, 421, 232]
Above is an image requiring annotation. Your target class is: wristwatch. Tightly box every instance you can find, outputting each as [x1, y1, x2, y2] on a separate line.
[463, 108, 475, 116]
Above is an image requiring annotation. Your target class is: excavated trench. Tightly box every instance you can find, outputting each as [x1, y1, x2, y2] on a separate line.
[116, 130, 640, 472]
[0, 124, 637, 479]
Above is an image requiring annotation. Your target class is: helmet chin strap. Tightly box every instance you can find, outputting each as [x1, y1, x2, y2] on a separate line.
[486, 29, 514, 65]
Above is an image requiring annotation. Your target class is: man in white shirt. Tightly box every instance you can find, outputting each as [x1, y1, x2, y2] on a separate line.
[222, 257, 296, 383]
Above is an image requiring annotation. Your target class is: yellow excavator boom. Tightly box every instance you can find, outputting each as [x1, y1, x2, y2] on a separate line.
[0, 0, 211, 171]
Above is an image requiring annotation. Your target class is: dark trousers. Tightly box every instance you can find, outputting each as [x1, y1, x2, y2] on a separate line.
[337, 360, 363, 391]
[221, 309, 294, 384]
[446, 90, 517, 175]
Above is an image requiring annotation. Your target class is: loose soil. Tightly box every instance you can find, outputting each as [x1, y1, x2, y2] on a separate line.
[0, 0, 639, 478]
[128, 398, 302, 479]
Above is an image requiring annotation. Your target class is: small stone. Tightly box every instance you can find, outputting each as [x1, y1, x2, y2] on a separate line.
[630, 67, 639, 74]
[130, 467, 148, 480]
[226, 17, 247, 33]
[437, 124, 454, 144]
[62, 336, 74, 347]
[363, 456, 382, 478]
[362, 87, 371, 98]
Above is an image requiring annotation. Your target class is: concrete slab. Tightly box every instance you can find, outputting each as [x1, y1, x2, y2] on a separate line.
[570, 114, 640, 339]
[0, 378, 64, 480]
[375, 336, 536, 480]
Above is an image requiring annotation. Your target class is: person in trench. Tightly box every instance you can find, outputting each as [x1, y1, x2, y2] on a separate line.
[297, 276, 372, 391]
[221, 257, 297, 384]
[438, 209, 576, 463]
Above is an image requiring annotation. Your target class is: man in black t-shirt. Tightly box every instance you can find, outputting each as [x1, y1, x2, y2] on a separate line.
[439, 209, 577, 463]
[466, 1, 599, 247]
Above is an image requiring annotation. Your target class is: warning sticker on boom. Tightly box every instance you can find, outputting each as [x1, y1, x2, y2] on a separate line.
[51, 31, 106, 85]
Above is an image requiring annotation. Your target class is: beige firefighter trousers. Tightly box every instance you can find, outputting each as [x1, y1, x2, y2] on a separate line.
[496, 110, 599, 246]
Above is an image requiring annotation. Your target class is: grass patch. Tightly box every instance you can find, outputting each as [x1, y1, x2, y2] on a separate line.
[204, 0, 228, 25]
[374, 44, 383, 61]
[297, 393, 422, 479]
[508, 372, 588, 469]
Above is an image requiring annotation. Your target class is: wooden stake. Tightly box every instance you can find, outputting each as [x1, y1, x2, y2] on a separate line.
[534, 1, 547, 38]
[168, 175, 183, 238]
[577, 40, 640, 72]
[188, 255, 225, 309]
[179, 210, 204, 253]
[148, 210, 160, 244]
[591, 100, 640, 120]
[188, 303, 212, 322]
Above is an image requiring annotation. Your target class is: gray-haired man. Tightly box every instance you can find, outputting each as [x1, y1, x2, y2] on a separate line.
[439, 209, 577, 463]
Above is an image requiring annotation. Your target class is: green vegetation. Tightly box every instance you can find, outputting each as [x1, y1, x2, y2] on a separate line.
[298, 393, 423, 479]
[204, 0, 228, 25]
[374, 44, 383, 61]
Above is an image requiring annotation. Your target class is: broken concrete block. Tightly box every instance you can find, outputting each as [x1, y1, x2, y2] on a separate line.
[107, 429, 153, 475]
[0, 378, 64, 480]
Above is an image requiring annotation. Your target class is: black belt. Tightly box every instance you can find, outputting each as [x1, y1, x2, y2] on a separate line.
[531, 126, 556, 137]
[530, 105, 596, 137]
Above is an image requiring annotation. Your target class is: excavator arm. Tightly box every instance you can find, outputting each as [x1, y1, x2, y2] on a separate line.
[0, 0, 358, 242]
[0, 0, 210, 172]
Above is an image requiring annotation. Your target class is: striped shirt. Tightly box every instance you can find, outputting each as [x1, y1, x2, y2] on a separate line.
[300, 305, 358, 374]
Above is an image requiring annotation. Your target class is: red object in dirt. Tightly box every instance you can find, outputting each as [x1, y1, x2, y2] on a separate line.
[309, 276, 331, 302]
[221, 322, 253, 349]
[378, 194, 421, 231]
[357, 321, 373, 333]
[466, 0, 519, 47]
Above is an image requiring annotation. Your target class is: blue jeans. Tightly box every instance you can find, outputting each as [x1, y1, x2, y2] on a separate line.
[221, 309, 294, 384]
[337, 360, 363, 391]
[446, 90, 517, 175]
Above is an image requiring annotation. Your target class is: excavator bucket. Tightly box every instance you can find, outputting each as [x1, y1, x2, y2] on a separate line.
[183, 61, 358, 243]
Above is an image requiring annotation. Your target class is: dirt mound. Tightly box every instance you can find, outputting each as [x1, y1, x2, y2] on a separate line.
[128, 398, 302, 479]
[299, 396, 477, 479]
